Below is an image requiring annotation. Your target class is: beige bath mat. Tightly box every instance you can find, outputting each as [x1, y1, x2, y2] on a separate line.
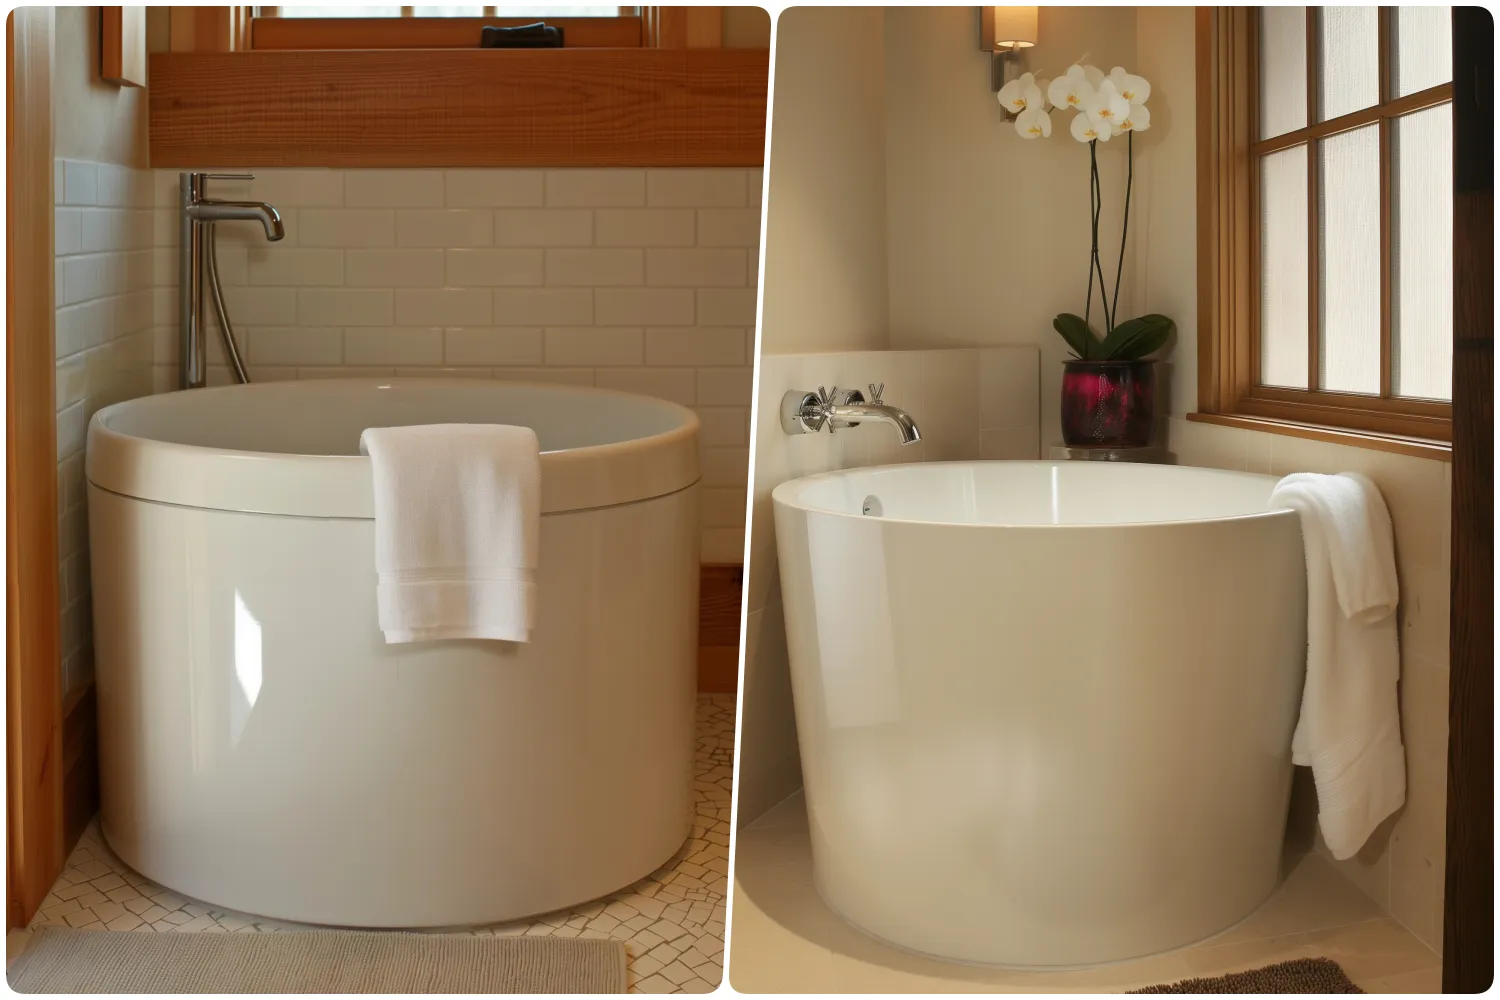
[1131, 956, 1363, 993]
[8, 927, 627, 994]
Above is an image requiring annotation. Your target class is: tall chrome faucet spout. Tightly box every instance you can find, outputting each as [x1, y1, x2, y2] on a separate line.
[186, 200, 285, 241]
[180, 172, 285, 390]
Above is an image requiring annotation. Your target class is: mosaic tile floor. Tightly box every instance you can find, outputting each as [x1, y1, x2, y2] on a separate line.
[22, 693, 735, 994]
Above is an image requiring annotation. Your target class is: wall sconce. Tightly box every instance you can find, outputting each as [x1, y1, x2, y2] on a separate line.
[980, 7, 1039, 94]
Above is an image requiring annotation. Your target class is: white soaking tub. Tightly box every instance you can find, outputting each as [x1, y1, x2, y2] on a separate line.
[86, 378, 701, 928]
[771, 461, 1308, 967]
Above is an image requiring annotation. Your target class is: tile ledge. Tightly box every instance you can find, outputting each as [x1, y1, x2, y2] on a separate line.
[1186, 412, 1452, 463]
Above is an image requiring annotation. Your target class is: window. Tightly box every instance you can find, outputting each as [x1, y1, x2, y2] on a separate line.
[1197, 7, 1454, 449]
[268, 6, 629, 18]
[250, 5, 644, 49]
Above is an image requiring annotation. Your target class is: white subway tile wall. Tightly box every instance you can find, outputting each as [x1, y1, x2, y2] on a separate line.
[151, 168, 758, 566]
[53, 159, 160, 695]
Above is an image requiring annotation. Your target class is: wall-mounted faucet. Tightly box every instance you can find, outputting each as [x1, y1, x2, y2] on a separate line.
[180, 172, 285, 390]
[780, 383, 922, 444]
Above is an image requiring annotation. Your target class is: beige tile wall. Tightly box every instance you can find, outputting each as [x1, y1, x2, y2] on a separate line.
[737, 347, 1040, 824]
[148, 168, 761, 564]
[1163, 420, 1452, 953]
[53, 158, 160, 694]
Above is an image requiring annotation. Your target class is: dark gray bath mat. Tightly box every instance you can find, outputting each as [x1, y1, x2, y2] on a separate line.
[8, 927, 628, 994]
[1131, 957, 1363, 993]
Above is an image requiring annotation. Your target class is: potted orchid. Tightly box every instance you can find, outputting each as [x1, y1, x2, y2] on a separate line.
[999, 64, 1175, 449]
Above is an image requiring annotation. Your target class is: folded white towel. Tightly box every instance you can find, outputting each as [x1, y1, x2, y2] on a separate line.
[1269, 471, 1405, 859]
[359, 423, 541, 644]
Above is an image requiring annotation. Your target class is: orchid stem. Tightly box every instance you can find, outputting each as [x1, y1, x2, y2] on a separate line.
[1111, 130, 1134, 326]
[1084, 141, 1096, 330]
[1089, 139, 1112, 333]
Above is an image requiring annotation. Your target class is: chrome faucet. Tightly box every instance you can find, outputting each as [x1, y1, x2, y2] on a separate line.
[780, 383, 922, 444]
[179, 172, 285, 389]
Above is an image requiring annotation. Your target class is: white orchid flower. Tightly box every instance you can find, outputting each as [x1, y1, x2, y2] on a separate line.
[997, 72, 1044, 116]
[1070, 111, 1111, 143]
[1084, 79, 1131, 133]
[1082, 64, 1105, 88]
[1107, 66, 1152, 107]
[1015, 107, 1052, 139]
[1047, 65, 1095, 112]
[1117, 102, 1151, 133]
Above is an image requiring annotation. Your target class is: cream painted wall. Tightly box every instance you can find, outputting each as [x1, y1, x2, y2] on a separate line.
[883, 6, 1138, 448]
[759, 6, 891, 354]
[1129, 6, 1198, 420]
[53, 6, 149, 169]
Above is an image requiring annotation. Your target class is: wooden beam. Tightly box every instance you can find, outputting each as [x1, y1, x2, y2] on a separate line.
[697, 565, 741, 694]
[100, 7, 148, 86]
[61, 684, 99, 851]
[6, 5, 65, 931]
[1443, 7, 1494, 992]
[148, 48, 768, 168]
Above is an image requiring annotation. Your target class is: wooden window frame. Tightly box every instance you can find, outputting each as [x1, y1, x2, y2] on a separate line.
[1195, 7, 1454, 457]
[185, 5, 728, 51]
[248, 12, 648, 50]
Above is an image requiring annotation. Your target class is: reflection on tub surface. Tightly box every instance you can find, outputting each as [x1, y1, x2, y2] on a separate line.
[771, 461, 1308, 966]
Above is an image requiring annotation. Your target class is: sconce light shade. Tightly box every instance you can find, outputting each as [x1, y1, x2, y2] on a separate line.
[981, 7, 1039, 51]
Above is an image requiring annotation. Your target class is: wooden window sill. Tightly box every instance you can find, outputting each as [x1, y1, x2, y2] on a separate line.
[147, 47, 768, 168]
[1187, 411, 1453, 462]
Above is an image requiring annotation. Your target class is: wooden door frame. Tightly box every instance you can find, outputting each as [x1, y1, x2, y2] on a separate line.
[1442, 7, 1494, 993]
[6, 6, 64, 931]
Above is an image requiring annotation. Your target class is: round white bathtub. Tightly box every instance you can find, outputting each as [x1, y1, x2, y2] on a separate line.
[771, 461, 1308, 967]
[86, 378, 701, 927]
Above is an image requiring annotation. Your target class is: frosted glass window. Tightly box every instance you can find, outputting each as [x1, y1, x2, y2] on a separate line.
[1317, 7, 1380, 121]
[487, 6, 624, 12]
[1318, 126, 1382, 395]
[1260, 145, 1310, 389]
[1260, 6, 1308, 138]
[278, 6, 403, 15]
[1392, 106, 1454, 401]
[1393, 7, 1453, 97]
[277, 6, 624, 15]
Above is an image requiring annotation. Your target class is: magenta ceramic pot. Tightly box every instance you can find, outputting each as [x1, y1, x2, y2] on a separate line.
[1060, 359, 1155, 448]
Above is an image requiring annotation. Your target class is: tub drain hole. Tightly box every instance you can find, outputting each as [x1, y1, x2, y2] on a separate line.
[862, 495, 882, 516]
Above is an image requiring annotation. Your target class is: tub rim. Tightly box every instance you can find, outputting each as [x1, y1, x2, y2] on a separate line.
[770, 460, 1302, 530]
[86, 377, 702, 518]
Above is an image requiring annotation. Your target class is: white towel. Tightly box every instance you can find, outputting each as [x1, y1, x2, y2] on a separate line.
[1269, 471, 1406, 859]
[359, 423, 541, 644]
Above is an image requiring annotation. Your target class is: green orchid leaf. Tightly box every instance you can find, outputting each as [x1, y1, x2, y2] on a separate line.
[1100, 313, 1175, 360]
[1053, 313, 1097, 360]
